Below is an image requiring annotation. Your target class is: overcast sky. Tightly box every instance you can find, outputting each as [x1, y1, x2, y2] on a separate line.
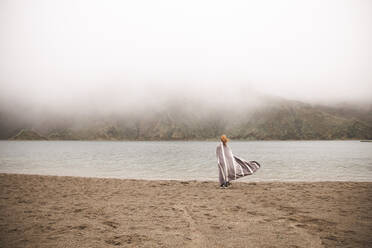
[0, 0, 371, 111]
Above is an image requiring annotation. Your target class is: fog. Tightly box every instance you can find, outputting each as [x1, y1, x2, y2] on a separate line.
[1, 0, 372, 116]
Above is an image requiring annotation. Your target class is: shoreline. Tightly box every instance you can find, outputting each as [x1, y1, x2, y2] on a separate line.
[2, 139, 369, 141]
[1, 172, 372, 183]
[1, 173, 371, 247]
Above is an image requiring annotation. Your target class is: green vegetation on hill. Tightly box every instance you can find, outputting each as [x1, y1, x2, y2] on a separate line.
[227, 104, 372, 140]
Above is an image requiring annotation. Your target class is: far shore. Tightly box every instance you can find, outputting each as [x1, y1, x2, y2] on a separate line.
[2, 139, 370, 141]
[1, 173, 371, 247]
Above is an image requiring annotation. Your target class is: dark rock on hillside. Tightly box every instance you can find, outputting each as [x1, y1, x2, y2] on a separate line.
[10, 129, 47, 140]
[47, 129, 79, 140]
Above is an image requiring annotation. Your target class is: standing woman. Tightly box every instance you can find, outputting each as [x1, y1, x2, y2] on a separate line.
[216, 135, 261, 188]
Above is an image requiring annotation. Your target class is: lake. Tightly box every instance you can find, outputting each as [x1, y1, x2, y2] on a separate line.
[0, 141, 371, 182]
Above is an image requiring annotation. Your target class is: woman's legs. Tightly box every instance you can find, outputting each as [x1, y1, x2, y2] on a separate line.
[220, 181, 231, 188]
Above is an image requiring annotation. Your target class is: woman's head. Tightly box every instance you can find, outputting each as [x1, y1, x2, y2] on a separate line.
[220, 135, 229, 145]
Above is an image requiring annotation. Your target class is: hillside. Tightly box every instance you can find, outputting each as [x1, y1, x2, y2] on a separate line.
[2, 99, 372, 140]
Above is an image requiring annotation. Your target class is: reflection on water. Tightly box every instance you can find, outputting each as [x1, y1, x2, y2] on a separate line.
[0, 141, 371, 182]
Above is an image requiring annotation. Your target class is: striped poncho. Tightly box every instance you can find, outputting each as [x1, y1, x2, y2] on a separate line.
[216, 142, 261, 185]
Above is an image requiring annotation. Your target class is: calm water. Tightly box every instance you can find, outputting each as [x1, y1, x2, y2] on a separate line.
[0, 141, 371, 182]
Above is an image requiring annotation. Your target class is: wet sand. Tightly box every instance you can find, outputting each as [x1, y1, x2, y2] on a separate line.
[0, 173, 371, 248]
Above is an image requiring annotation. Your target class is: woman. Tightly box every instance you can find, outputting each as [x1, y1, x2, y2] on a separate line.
[216, 135, 261, 188]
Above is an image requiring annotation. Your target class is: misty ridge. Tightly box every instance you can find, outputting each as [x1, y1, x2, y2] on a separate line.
[1, 84, 372, 141]
[1, 1, 372, 140]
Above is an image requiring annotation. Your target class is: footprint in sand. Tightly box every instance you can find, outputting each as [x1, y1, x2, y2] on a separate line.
[105, 234, 149, 246]
[103, 221, 120, 229]
[73, 208, 86, 213]
[295, 223, 308, 228]
[73, 224, 88, 230]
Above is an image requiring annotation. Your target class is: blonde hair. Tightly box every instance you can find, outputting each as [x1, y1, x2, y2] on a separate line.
[220, 135, 229, 145]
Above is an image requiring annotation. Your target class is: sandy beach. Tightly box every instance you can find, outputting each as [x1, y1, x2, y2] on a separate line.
[0, 173, 371, 248]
